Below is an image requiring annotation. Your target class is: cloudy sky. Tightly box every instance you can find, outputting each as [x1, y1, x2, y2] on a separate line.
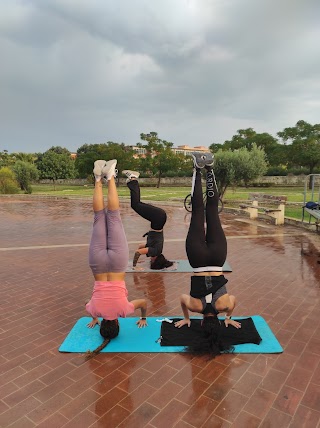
[1, 0, 319, 154]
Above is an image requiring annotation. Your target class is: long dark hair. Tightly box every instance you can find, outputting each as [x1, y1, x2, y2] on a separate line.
[85, 319, 119, 360]
[150, 254, 174, 270]
[186, 316, 234, 358]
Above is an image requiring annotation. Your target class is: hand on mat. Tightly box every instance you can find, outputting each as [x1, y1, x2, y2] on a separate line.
[87, 318, 101, 328]
[133, 266, 145, 271]
[174, 319, 191, 328]
[136, 319, 148, 328]
[224, 319, 241, 329]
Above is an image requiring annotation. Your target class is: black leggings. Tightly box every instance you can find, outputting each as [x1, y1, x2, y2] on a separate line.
[127, 180, 167, 230]
[186, 169, 227, 268]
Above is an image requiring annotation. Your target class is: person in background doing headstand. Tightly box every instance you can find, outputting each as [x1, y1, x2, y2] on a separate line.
[85, 160, 148, 359]
[123, 169, 173, 270]
[175, 152, 240, 358]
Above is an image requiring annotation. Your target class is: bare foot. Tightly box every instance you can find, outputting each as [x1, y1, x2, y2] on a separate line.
[133, 266, 145, 271]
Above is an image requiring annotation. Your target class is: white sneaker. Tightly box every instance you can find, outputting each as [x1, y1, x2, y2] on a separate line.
[123, 170, 140, 182]
[102, 159, 118, 181]
[93, 160, 108, 181]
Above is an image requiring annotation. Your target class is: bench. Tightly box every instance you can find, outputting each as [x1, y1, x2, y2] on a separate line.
[239, 193, 287, 225]
[302, 205, 320, 232]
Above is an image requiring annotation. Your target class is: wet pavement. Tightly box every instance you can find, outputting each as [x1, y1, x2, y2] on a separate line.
[0, 196, 320, 428]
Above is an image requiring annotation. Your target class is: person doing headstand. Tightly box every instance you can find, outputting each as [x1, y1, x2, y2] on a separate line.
[174, 152, 240, 357]
[123, 169, 173, 270]
[85, 160, 148, 359]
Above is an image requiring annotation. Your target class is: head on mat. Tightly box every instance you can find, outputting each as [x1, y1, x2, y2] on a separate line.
[150, 253, 174, 270]
[124, 169, 173, 269]
[85, 160, 148, 359]
[187, 315, 234, 357]
[174, 152, 240, 358]
[86, 319, 120, 359]
[100, 319, 119, 340]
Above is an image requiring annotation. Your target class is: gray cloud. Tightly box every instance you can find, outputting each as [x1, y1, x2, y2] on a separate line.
[0, 0, 319, 153]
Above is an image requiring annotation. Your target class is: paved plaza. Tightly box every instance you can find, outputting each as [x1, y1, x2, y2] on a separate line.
[0, 196, 320, 428]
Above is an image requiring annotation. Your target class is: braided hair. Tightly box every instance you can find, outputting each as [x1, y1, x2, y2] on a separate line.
[85, 319, 119, 360]
[186, 316, 234, 358]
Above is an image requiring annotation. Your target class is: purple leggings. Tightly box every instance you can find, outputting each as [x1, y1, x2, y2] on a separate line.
[89, 209, 129, 274]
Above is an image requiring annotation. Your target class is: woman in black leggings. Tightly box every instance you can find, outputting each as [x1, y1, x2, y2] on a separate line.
[124, 170, 173, 270]
[175, 152, 240, 357]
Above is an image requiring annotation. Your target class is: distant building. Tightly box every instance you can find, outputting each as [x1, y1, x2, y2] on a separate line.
[128, 144, 208, 158]
[128, 146, 147, 158]
[172, 145, 208, 157]
[70, 144, 209, 160]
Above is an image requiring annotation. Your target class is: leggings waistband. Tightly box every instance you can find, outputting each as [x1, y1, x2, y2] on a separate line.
[193, 266, 223, 272]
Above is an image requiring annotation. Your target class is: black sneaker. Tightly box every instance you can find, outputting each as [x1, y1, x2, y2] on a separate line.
[191, 152, 214, 169]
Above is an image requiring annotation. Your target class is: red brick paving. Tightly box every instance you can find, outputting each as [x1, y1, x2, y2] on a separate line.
[0, 196, 320, 427]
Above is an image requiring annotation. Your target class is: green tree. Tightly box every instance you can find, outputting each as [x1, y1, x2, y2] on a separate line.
[36, 150, 76, 189]
[266, 144, 290, 170]
[75, 143, 105, 178]
[11, 152, 38, 164]
[222, 128, 257, 150]
[213, 150, 236, 197]
[138, 132, 180, 187]
[234, 144, 268, 186]
[209, 143, 223, 153]
[175, 153, 194, 176]
[214, 145, 268, 197]
[47, 146, 72, 155]
[278, 120, 320, 179]
[213, 128, 281, 167]
[75, 142, 137, 181]
[0, 167, 20, 194]
[12, 161, 39, 194]
[0, 150, 16, 168]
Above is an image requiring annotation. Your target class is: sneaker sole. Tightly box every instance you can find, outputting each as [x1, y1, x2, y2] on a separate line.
[123, 170, 140, 179]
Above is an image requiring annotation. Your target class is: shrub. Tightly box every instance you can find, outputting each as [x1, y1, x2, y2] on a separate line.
[250, 182, 272, 187]
[12, 161, 39, 194]
[266, 167, 287, 176]
[0, 167, 20, 194]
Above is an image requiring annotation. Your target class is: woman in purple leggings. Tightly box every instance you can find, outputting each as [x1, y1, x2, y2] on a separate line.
[85, 159, 148, 358]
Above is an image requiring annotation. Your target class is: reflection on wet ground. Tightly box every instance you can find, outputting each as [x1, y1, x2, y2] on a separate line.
[0, 197, 319, 427]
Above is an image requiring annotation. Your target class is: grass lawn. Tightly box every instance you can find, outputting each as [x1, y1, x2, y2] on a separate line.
[223, 187, 308, 203]
[30, 183, 311, 200]
[25, 183, 319, 222]
[30, 184, 192, 200]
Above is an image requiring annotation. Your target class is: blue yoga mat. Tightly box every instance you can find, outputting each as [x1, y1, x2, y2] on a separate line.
[126, 259, 232, 273]
[59, 316, 282, 354]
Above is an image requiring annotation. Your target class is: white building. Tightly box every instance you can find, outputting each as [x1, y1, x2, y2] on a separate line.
[128, 144, 209, 158]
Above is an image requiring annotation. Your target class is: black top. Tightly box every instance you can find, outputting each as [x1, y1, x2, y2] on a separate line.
[145, 230, 164, 257]
[190, 275, 228, 299]
[201, 285, 228, 316]
[160, 318, 262, 347]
